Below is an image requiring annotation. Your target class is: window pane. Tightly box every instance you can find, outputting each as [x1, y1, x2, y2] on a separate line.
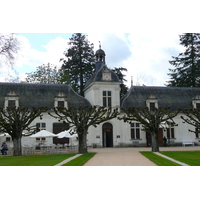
[171, 128, 175, 138]
[103, 91, 106, 96]
[136, 129, 140, 139]
[8, 100, 15, 107]
[58, 101, 64, 107]
[150, 103, 155, 111]
[103, 97, 106, 106]
[131, 129, 135, 139]
[136, 123, 140, 127]
[167, 128, 170, 138]
[131, 123, 135, 127]
[108, 91, 111, 96]
[108, 97, 111, 107]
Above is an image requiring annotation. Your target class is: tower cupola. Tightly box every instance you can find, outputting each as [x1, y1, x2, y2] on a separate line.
[95, 42, 106, 71]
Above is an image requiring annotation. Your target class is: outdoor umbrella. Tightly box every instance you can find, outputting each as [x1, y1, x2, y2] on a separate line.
[0, 133, 10, 137]
[30, 130, 57, 138]
[57, 130, 78, 138]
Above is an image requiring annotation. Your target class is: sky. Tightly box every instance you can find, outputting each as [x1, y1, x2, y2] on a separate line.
[0, 32, 184, 87]
[1, 0, 199, 88]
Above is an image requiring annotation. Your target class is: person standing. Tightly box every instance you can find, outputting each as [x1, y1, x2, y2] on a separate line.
[1, 142, 8, 155]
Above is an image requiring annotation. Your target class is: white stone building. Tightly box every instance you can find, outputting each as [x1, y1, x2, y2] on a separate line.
[1, 46, 200, 149]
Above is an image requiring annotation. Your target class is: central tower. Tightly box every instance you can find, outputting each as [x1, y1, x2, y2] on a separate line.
[84, 44, 121, 108]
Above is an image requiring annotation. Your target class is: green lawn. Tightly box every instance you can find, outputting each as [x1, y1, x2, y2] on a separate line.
[140, 152, 181, 166]
[62, 153, 96, 166]
[160, 151, 200, 166]
[0, 154, 76, 166]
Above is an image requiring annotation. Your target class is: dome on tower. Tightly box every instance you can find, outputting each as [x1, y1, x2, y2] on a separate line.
[95, 42, 106, 64]
[95, 48, 105, 56]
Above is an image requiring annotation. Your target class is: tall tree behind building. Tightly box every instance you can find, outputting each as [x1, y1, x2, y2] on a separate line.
[167, 33, 200, 87]
[112, 66, 128, 98]
[60, 33, 95, 96]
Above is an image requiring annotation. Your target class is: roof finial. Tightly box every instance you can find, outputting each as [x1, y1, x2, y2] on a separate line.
[99, 41, 101, 49]
[131, 76, 133, 87]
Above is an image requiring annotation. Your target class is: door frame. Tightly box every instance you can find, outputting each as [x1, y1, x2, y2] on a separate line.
[102, 123, 113, 147]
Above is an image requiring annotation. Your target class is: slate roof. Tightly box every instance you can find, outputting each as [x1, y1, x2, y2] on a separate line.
[84, 64, 120, 90]
[0, 82, 91, 108]
[121, 86, 200, 109]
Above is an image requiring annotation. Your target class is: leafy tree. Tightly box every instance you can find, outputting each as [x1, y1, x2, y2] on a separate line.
[49, 106, 119, 153]
[0, 33, 20, 66]
[112, 67, 128, 98]
[119, 107, 179, 152]
[60, 33, 95, 96]
[25, 63, 68, 84]
[0, 106, 47, 156]
[181, 108, 200, 136]
[167, 33, 200, 87]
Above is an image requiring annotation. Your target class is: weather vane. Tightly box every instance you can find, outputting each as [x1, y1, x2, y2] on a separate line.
[99, 41, 101, 49]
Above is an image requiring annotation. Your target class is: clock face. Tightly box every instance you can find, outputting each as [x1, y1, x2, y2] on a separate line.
[103, 73, 111, 80]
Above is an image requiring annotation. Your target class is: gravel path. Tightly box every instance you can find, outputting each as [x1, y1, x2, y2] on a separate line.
[84, 148, 156, 166]
[84, 146, 200, 166]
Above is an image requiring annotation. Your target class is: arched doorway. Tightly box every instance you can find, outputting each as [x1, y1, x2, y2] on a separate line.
[102, 123, 113, 147]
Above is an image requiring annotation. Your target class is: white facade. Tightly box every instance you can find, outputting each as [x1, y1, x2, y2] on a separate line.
[1, 47, 200, 149]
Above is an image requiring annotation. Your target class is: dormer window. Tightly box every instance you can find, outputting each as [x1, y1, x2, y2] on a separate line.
[192, 96, 200, 110]
[54, 92, 68, 108]
[146, 95, 158, 111]
[5, 91, 19, 108]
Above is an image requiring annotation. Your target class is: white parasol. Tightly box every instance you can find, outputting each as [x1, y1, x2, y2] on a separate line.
[57, 130, 78, 138]
[30, 130, 57, 138]
[0, 133, 11, 137]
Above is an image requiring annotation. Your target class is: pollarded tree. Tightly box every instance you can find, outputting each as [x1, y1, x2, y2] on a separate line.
[119, 107, 179, 152]
[60, 33, 95, 96]
[167, 33, 200, 87]
[50, 106, 119, 153]
[181, 108, 200, 136]
[0, 106, 47, 156]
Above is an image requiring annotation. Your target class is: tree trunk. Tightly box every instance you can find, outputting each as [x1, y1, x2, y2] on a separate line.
[13, 137, 22, 156]
[78, 131, 88, 153]
[151, 132, 159, 152]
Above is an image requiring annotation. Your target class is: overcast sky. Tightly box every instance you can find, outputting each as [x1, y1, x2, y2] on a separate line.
[0, 33, 183, 87]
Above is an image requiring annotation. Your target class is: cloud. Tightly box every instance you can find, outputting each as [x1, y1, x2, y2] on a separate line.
[122, 33, 182, 86]
[1, 33, 183, 87]
[88, 33, 132, 68]
[13, 35, 69, 80]
[88, 33, 182, 87]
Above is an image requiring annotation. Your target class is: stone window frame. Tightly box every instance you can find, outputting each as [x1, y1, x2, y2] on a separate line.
[54, 92, 68, 108]
[146, 95, 158, 111]
[130, 122, 141, 140]
[103, 90, 112, 107]
[192, 95, 200, 109]
[4, 91, 19, 108]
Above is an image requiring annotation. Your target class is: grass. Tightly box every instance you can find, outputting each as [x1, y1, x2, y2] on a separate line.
[0, 154, 76, 166]
[160, 151, 200, 166]
[62, 153, 96, 166]
[140, 152, 181, 166]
